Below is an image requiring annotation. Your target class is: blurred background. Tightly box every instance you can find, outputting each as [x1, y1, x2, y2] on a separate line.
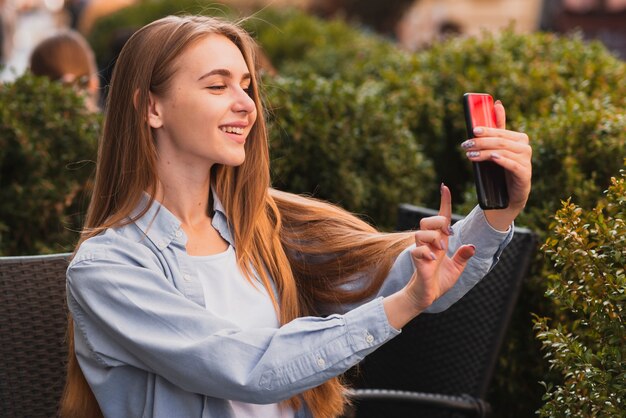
[2, 0, 626, 81]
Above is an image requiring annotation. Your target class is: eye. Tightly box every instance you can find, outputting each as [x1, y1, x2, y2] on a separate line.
[207, 85, 226, 91]
[243, 86, 252, 96]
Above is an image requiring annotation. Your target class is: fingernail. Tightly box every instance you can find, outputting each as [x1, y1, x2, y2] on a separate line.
[495, 100, 502, 106]
[491, 152, 501, 160]
[440, 182, 445, 194]
[461, 139, 475, 149]
[440, 239, 446, 251]
[429, 252, 437, 261]
[463, 244, 476, 260]
[467, 151, 480, 158]
[473, 127, 484, 135]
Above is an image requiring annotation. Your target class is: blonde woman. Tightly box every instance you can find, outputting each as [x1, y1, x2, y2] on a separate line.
[60, 15, 532, 418]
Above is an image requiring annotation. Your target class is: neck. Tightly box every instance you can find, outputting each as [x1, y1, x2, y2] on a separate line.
[154, 158, 213, 227]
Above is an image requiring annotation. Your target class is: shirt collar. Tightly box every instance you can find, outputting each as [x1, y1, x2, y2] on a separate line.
[211, 187, 226, 216]
[130, 190, 234, 252]
[210, 188, 235, 247]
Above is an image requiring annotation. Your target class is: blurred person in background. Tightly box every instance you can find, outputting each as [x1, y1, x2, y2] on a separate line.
[29, 29, 100, 111]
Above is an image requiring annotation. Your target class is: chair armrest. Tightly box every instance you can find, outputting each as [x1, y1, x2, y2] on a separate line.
[346, 388, 491, 417]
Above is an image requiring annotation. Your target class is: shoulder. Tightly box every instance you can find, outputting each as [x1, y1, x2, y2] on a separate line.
[66, 224, 174, 302]
[70, 223, 161, 271]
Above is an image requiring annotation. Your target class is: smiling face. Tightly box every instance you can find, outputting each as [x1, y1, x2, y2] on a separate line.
[148, 33, 257, 171]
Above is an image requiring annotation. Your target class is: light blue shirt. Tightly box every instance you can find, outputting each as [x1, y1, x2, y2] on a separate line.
[66, 193, 512, 418]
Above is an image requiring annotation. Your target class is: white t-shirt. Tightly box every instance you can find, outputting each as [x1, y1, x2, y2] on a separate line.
[186, 245, 294, 418]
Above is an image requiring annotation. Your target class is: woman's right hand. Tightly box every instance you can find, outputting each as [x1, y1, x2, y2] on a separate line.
[383, 184, 475, 329]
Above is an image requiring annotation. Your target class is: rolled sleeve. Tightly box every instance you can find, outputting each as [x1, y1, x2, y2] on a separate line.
[455, 205, 512, 260]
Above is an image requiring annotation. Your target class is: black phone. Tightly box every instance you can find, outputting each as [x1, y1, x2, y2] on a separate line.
[463, 93, 509, 210]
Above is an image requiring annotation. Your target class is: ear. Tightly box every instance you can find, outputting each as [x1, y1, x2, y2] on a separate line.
[147, 91, 164, 129]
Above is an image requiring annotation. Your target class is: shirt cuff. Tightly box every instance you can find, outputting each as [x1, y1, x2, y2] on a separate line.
[343, 296, 401, 352]
[457, 206, 513, 260]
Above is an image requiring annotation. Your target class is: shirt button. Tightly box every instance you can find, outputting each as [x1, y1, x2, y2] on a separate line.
[175, 230, 182, 238]
[317, 358, 326, 368]
[183, 274, 192, 282]
[365, 333, 374, 344]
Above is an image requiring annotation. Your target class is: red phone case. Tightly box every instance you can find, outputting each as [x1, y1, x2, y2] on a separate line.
[463, 93, 509, 210]
[464, 93, 497, 136]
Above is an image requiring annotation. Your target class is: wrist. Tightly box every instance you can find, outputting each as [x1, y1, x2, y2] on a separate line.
[383, 289, 424, 330]
[484, 206, 520, 232]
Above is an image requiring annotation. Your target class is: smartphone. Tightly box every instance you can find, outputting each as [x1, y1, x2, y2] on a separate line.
[463, 93, 509, 210]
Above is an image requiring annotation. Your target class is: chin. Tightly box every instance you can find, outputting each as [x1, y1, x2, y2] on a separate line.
[224, 154, 246, 167]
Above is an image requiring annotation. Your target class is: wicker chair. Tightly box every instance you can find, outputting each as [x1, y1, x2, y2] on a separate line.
[0, 253, 71, 418]
[346, 204, 537, 418]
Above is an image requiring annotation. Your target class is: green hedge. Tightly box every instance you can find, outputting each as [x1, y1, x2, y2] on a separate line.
[0, 74, 99, 255]
[252, 11, 626, 212]
[250, 8, 413, 81]
[535, 167, 625, 417]
[264, 74, 434, 226]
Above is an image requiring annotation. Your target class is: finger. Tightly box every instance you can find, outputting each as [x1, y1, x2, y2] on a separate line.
[450, 244, 476, 269]
[411, 245, 438, 262]
[438, 183, 452, 221]
[437, 184, 454, 237]
[420, 215, 454, 237]
[468, 151, 531, 177]
[415, 230, 447, 251]
[462, 137, 530, 153]
[472, 127, 529, 144]
[419, 215, 448, 230]
[465, 145, 532, 166]
[494, 99, 506, 130]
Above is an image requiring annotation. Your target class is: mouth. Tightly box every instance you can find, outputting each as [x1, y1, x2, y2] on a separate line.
[219, 125, 245, 135]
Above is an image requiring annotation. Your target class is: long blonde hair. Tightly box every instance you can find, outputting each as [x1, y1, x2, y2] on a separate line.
[60, 15, 413, 418]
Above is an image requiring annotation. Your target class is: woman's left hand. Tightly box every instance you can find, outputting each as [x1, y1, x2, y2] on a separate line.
[462, 100, 532, 231]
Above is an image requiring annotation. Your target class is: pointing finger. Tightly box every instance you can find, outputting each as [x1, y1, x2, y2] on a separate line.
[438, 183, 452, 221]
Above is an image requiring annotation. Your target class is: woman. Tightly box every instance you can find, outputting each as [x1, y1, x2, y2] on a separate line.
[29, 29, 100, 112]
[61, 15, 531, 418]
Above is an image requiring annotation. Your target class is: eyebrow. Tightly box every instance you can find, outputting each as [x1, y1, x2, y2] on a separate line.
[197, 69, 251, 82]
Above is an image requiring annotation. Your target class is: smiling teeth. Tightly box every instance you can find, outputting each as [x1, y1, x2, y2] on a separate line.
[221, 126, 244, 134]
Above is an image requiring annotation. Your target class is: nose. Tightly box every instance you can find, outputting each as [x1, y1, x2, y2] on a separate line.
[233, 87, 256, 115]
